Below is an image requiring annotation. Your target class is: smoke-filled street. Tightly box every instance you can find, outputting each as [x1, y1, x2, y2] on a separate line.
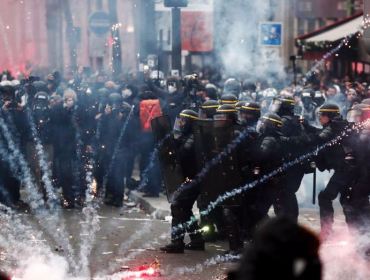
[3, 0, 370, 280]
[3, 202, 236, 280]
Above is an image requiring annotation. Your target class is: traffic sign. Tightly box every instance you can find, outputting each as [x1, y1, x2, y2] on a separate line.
[89, 12, 111, 36]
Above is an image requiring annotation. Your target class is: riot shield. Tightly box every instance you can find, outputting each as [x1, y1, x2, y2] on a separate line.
[151, 115, 185, 202]
[193, 120, 241, 206]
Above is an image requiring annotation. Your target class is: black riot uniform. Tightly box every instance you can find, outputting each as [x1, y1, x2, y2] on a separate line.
[221, 102, 261, 254]
[198, 104, 241, 246]
[160, 109, 205, 254]
[287, 103, 349, 239]
[270, 95, 314, 221]
[249, 113, 286, 231]
[340, 105, 370, 234]
[197, 100, 229, 241]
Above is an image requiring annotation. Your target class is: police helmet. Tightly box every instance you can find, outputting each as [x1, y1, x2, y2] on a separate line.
[219, 94, 238, 105]
[199, 100, 219, 119]
[270, 95, 295, 115]
[317, 103, 340, 120]
[214, 104, 238, 121]
[174, 109, 199, 134]
[259, 113, 283, 135]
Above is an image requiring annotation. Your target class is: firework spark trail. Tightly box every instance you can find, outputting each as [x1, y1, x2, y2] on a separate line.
[299, 16, 370, 87]
[136, 133, 172, 192]
[171, 121, 368, 235]
[0, 203, 53, 275]
[78, 107, 135, 276]
[0, 116, 41, 207]
[136, 149, 158, 192]
[25, 108, 77, 266]
[0, 138, 21, 181]
[98, 231, 168, 279]
[171, 127, 252, 202]
[97, 221, 153, 276]
[71, 112, 85, 200]
[203, 254, 242, 266]
[102, 106, 135, 189]
[0, 185, 13, 207]
[0, 115, 77, 268]
[169, 253, 242, 277]
[25, 108, 58, 206]
[77, 117, 103, 277]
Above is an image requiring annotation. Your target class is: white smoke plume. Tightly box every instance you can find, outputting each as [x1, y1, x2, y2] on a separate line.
[320, 230, 370, 280]
[215, 0, 285, 83]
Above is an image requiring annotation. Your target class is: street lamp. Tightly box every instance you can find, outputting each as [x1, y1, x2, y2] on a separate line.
[164, 0, 188, 76]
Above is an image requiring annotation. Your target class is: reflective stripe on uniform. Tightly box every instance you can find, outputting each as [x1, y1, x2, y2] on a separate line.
[262, 116, 283, 124]
[180, 113, 199, 119]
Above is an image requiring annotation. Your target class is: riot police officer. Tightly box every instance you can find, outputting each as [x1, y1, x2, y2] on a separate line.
[340, 104, 370, 234]
[287, 103, 348, 240]
[214, 104, 238, 123]
[222, 102, 262, 253]
[270, 95, 314, 221]
[249, 113, 286, 231]
[160, 109, 205, 253]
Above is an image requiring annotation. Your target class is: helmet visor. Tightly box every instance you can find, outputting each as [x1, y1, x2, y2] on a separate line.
[199, 108, 208, 119]
[347, 110, 362, 123]
[269, 99, 282, 113]
[214, 114, 229, 121]
[256, 119, 265, 134]
[173, 116, 187, 133]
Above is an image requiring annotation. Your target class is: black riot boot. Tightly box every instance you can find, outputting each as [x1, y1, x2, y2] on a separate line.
[223, 208, 244, 253]
[160, 241, 185, 253]
[185, 233, 205, 251]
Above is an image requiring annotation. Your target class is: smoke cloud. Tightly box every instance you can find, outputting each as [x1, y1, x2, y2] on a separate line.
[215, 0, 285, 83]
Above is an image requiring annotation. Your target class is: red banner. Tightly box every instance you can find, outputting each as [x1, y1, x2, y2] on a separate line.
[181, 11, 213, 52]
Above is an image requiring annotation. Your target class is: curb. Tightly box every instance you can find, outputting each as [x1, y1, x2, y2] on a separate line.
[127, 190, 171, 220]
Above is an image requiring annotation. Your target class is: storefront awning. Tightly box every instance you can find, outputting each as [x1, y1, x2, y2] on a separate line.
[296, 12, 363, 43]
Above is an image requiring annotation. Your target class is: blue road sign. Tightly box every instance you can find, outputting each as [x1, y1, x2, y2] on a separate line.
[259, 22, 283, 46]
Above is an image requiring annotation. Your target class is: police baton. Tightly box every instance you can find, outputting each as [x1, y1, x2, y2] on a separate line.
[311, 161, 317, 205]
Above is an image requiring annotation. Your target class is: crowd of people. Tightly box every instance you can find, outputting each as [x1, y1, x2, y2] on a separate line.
[1, 66, 370, 261]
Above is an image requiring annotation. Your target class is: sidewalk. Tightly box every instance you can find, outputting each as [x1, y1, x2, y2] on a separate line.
[127, 189, 347, 234]
[127, 190, 200, 220]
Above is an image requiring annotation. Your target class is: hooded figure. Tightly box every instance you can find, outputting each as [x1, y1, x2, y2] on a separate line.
[228, 217, 321, 280]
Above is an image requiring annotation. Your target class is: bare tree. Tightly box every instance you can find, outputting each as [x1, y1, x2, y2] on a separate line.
[108, 0, 122, 78]
[63, 0, 77, 69]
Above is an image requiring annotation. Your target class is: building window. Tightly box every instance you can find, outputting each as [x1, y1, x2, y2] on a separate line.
[299, 1, 313, 12]
[298, 18, 306, 36]
[337, 1, 347, 11]
[307, 19, 316, 32]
